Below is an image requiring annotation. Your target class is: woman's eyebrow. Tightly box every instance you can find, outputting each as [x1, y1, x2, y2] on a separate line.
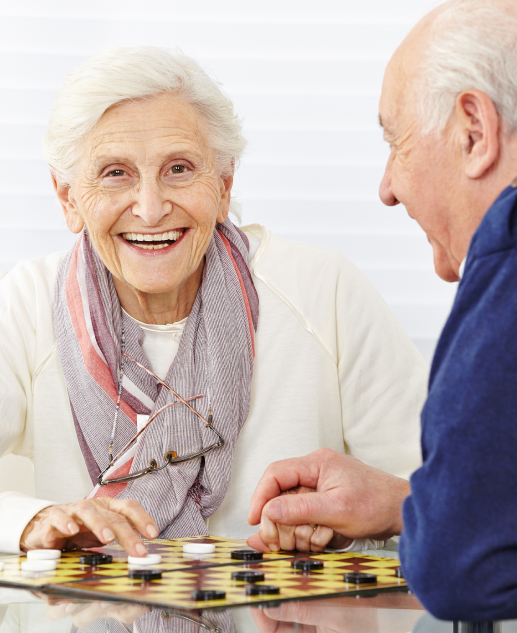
[90, 148, 204, 170]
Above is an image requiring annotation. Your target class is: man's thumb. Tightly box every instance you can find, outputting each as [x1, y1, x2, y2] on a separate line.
[265, 492, 325, 525]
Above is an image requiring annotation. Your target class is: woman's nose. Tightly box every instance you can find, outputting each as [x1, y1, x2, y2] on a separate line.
[132, 183, 172, 226]
[379, 156, 399, 207]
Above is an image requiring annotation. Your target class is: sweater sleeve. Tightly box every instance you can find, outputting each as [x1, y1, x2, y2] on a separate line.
[0, 265, 35, 462]
[0, 263, 57, 553]
[400, 245, 517, 621]
[335, 256, 428, 479]
[0, 493, 57, 554]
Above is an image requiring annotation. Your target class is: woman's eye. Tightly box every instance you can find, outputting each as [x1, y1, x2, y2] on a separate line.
[169, 165, 187, 174]
[107, 169, 126, 177]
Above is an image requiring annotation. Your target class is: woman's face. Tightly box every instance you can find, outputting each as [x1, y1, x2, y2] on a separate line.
[59, 92, 232, 297]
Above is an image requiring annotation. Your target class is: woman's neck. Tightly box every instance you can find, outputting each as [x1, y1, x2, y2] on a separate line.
[113, 262, 203, 325]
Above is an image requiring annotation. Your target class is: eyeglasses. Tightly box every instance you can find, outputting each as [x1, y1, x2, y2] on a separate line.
[97, 351, 225, 487]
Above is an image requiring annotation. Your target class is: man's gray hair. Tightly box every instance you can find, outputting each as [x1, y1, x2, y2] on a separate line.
[43, 46, 246, 214]
[419, 0, 517, 135]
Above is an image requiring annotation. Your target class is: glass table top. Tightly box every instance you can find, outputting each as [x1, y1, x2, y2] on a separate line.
[0, 587, 426, 633]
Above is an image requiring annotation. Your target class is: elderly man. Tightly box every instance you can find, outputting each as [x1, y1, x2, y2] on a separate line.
[248, 0, 517, 620]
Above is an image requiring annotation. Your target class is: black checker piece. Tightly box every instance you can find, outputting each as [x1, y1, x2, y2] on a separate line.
[231, 549, 263, 561]
[192, 589, 226, 601]
[344, 572, 377, 584]
[291, 559, 324, 572]
[246, 584, 280, 596]
[129, 569, 162, 581]
[232, 570, 265, 582]
[79, 554, 113, 566]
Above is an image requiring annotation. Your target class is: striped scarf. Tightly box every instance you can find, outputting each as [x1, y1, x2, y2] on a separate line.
[54, 219, 258, 537]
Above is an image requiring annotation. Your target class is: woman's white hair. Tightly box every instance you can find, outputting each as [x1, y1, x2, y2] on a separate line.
[418, 0, 517, 135]
[43, 46, 246, 217]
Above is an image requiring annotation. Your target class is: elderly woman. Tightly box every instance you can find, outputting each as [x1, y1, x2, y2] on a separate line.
[0, 47, 427, 557]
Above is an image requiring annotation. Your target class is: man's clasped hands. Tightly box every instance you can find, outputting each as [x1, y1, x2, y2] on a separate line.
[20, 449, 407, 556]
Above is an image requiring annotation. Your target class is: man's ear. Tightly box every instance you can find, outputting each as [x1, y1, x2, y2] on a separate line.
[216, 173, 234, 224]
[455, 90, 501, 180]
[51, 172, 84, 234]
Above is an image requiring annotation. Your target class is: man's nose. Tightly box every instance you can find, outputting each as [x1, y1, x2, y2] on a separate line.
[379, 156, 399, 207]
[132, 181, 172, 226]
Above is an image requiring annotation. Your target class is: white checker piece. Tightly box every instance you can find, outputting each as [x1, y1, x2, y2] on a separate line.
[21, 560, 57, 572]
[183, 544, 216, 554]
[127, 554, 162, 566]
[27, 550, 61, 561]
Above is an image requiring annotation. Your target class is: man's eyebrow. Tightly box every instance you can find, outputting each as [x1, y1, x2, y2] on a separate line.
[378, 114, 384, 129]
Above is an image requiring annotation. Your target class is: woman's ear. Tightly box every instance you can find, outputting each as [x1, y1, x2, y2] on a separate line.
[216, 173, 234, 223]
[51, 172, 85, 234]
[455, 90, 501, 180]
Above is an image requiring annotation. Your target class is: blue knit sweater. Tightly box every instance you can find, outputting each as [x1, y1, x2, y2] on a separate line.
[400, 184, 517, 621]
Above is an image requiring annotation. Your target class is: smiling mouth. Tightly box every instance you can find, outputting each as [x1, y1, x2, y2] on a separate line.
[121, 229, 186, 250]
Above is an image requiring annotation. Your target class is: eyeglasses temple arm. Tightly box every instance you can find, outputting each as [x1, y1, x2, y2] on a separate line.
[122, 351, 212, 427]
[109, 394, 204, 465]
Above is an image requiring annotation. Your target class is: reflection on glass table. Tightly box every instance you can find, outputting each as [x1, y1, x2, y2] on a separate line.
[2, 587, 517, 633]
[0, 586, 427, 633]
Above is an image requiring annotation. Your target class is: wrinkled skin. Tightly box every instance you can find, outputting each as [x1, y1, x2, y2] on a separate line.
[22, 93, 233, 555]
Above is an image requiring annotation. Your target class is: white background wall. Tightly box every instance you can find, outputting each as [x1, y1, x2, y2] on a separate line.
[0, 0, 454, 495]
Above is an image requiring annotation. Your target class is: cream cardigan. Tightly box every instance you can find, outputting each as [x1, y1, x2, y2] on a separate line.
[0, 225, 428, 553]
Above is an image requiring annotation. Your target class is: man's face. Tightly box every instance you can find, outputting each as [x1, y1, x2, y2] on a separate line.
[378, 54, 463, 282]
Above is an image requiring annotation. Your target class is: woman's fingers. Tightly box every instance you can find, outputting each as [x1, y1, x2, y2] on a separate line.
[309, 525, 334, 552]
[67, 502, 148, 556]
[67, 502, 118, 545]
[98, 509, 148, 556]
[259, 512, 281, 552]
[108, 498, 158, 539]
[276, 522, 297, 552]
[21, 498, 156, 556]
[293, 524, 314, 551]
[45, 506, 80, 538]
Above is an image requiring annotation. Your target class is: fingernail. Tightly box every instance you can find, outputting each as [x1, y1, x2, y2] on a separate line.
[68, 523, 78, 535]
[147, 525, 158, 539]
[102, 528, 115, 543]
[136, 543, 147, 556]
[267, 499, 284, 521]
[268, 543, 279, 552]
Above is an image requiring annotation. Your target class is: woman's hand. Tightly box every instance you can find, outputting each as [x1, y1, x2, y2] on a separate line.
[20, 498, 158, 557]
[247, 486, 353, 552]
[36, 594, 146, 629]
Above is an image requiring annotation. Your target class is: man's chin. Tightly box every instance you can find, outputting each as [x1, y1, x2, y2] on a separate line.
[432, 246, 460, 283]
[435, 265, 460, 283]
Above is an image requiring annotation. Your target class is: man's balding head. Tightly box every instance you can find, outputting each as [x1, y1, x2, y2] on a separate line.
[378, 0, 517, 281]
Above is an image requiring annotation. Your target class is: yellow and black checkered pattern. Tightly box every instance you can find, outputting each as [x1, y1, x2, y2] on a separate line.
[0, 536, 309, 589]
[54, 551, 406, 609]
[0, 536, 406, 609]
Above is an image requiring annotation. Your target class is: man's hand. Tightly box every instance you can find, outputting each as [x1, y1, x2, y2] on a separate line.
[20, 498, 158, 557]
[248, 449, 409, 547]
[248, 486, 353, 552]
[251, 599, 380, 633]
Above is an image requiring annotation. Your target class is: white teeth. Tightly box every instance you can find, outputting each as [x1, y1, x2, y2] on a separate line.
[122, 230, 184, 243]
[132, 243, 170, 250]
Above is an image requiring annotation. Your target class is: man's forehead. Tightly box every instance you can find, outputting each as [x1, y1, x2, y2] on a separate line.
[378, 59, 402, 132]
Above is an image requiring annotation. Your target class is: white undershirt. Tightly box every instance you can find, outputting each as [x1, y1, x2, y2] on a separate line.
[121, 234, 261, 380]
[123, 311, 187, 380]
